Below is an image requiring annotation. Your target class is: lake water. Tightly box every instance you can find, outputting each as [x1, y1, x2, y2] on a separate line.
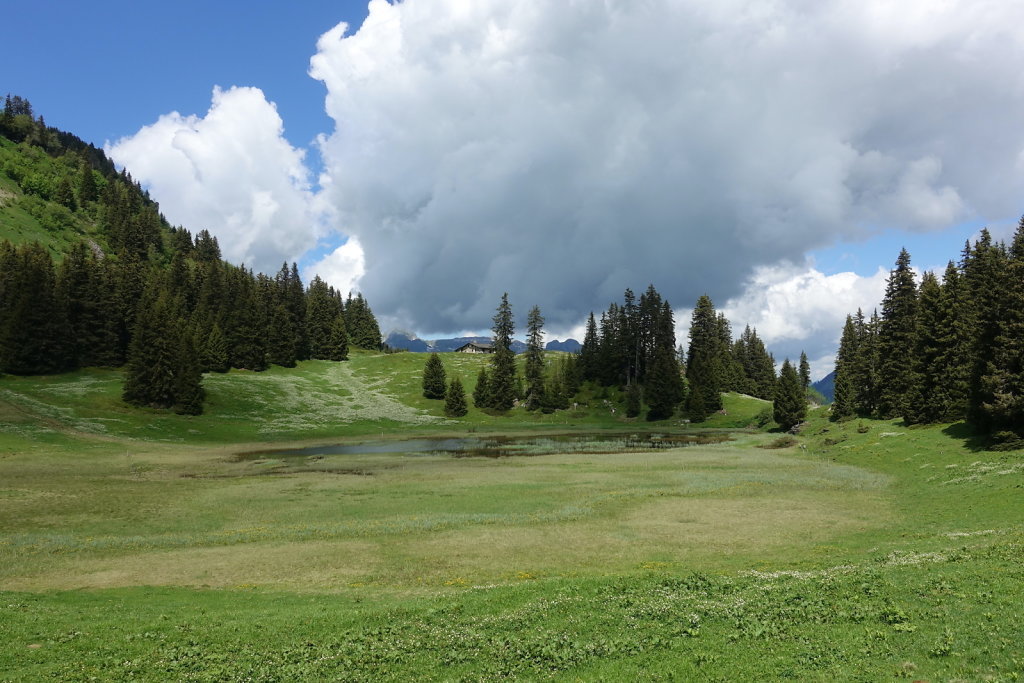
[236, 432, 732, 462]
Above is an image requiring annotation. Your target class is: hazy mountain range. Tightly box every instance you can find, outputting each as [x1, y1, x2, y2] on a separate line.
[385, 331, 581, 354]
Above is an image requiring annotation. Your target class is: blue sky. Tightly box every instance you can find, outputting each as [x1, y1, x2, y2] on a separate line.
[4, 1, 1023, 378]
[4, 1, 368, 152]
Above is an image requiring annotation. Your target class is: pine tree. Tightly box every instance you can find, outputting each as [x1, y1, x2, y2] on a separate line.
[579, 312, 599, 383]
[851, 310, 881, 417]
[488, 293, 517, 410]
[964, 230, 1006, 429]
[266, 303, 297, 368]
[685, 295, 723, 420]
[876, 248, 919, 419]
[798, 352, 811, 392]
[937, 261, 971, 420]
[324, 315, 349, 361]
[979, 218, 1024, 446]
[524, 305, 546, 410]
[306, 276, 339, 359]
[716, 313, 745, 392]
[444, 376, 468, 417]
[773, 358, 807, 431]
[202, 323, 230, 373]
[122, 288, 180, 408]
[78, 161, 98, 203]
[0, 242, 71, 374]
[473, 367, 492, 409]
[645, 345, 682, 420]
[905, 271, 948, 423]
[831, 315, 858, 420]
[174, 330, 205, 415]
[422, 353, 447, 399]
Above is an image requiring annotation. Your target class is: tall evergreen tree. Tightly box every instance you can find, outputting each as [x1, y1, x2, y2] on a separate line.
[905, 271, 949, 424]
[323, 315, 349, 362]
[524, 305, 546, 410]
[202, 322, 230, 373]
[964, 229, 1006, 429]
[937, 261, 972, 420]
[773, 358, 807, 432]
[579, 312, 599, 383]
[851, 310, 881, 417]
[876, 248, 919, 419]
[266, 303, 297, 368]
[122, 287, 181, 408]
[978, 219, 1024, 446]
[831, 315, 858, 420]
[685, 295, 723, 420]
[798, 352, 811, 392]
[488, 293, 517, 410]
[174, 330, 205, 415]
[422, 353, 447, 399]
[306, 276, 340, 359]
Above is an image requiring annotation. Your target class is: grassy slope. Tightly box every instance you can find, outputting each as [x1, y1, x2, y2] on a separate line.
[0, 357, 1022, 680]
[0, 137, 103, 257]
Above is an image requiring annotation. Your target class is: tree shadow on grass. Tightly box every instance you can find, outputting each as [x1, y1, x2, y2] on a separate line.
[941, 422, 990, 452]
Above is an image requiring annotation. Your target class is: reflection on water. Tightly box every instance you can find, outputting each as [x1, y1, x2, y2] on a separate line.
[235, 432, 732, 462]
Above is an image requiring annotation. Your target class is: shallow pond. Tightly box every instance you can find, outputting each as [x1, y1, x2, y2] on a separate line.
[235, 432, 732, 462]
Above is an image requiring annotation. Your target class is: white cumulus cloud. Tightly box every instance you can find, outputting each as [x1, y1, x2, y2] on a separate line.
[107, 86, 324, 274]
[311, 0, 1024, 333]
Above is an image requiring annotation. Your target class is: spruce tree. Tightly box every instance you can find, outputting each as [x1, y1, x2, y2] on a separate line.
[579, 312, 599, 383]
[174, 330, 205, 415]
[123, 288, 180, 408]
[831, 315, 858, 420]
[444, 376, 468, 417]
[78, 161, 98, 203]
[266, 304, 297, 368]
[851, 310, 881, 417]
[473, 367, 492, 409]
[324, 315, 349, 361]
[645, 345, 682, 420]
[524, 305, 546, 410]
[906, 271, 948, 423]
[685, 295, 723, 420]
[202, 323, 230, 373]
[937, 261, 971, 420]
[422, 352, 447, 399]
[979, 218, 1024, 446]
[773, 358, 806, 431]
[306, 276, 339, 359]
[964, 230, 1006, 429]
[798, 352, 811, 392]
[876, 248, 919, 419]
[488, 293, 517, 410]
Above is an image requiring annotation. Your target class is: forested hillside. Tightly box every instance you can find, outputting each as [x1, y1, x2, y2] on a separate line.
[833, 228, 1024, 449]
[0, 95, 381, 414]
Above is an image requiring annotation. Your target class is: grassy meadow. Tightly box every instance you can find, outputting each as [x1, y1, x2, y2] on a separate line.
[1, 351, 1022, 680]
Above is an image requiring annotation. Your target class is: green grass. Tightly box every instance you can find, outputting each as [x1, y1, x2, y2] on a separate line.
[0, 137, 103, 257]
[1, 358, 1022, 680]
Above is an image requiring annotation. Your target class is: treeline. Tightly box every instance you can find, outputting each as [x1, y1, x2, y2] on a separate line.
[0, 95, 382, 415]
[427, 286, 804, 425]
[0, 235, 382, 413]
[832, 221, 1024, 449]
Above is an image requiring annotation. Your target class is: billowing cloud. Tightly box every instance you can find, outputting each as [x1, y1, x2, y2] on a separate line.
[311, 0, 1024, 333]
[107, 86, 324, 274]
[719, 265, 889, 381]
[306, 237, 366, 297]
